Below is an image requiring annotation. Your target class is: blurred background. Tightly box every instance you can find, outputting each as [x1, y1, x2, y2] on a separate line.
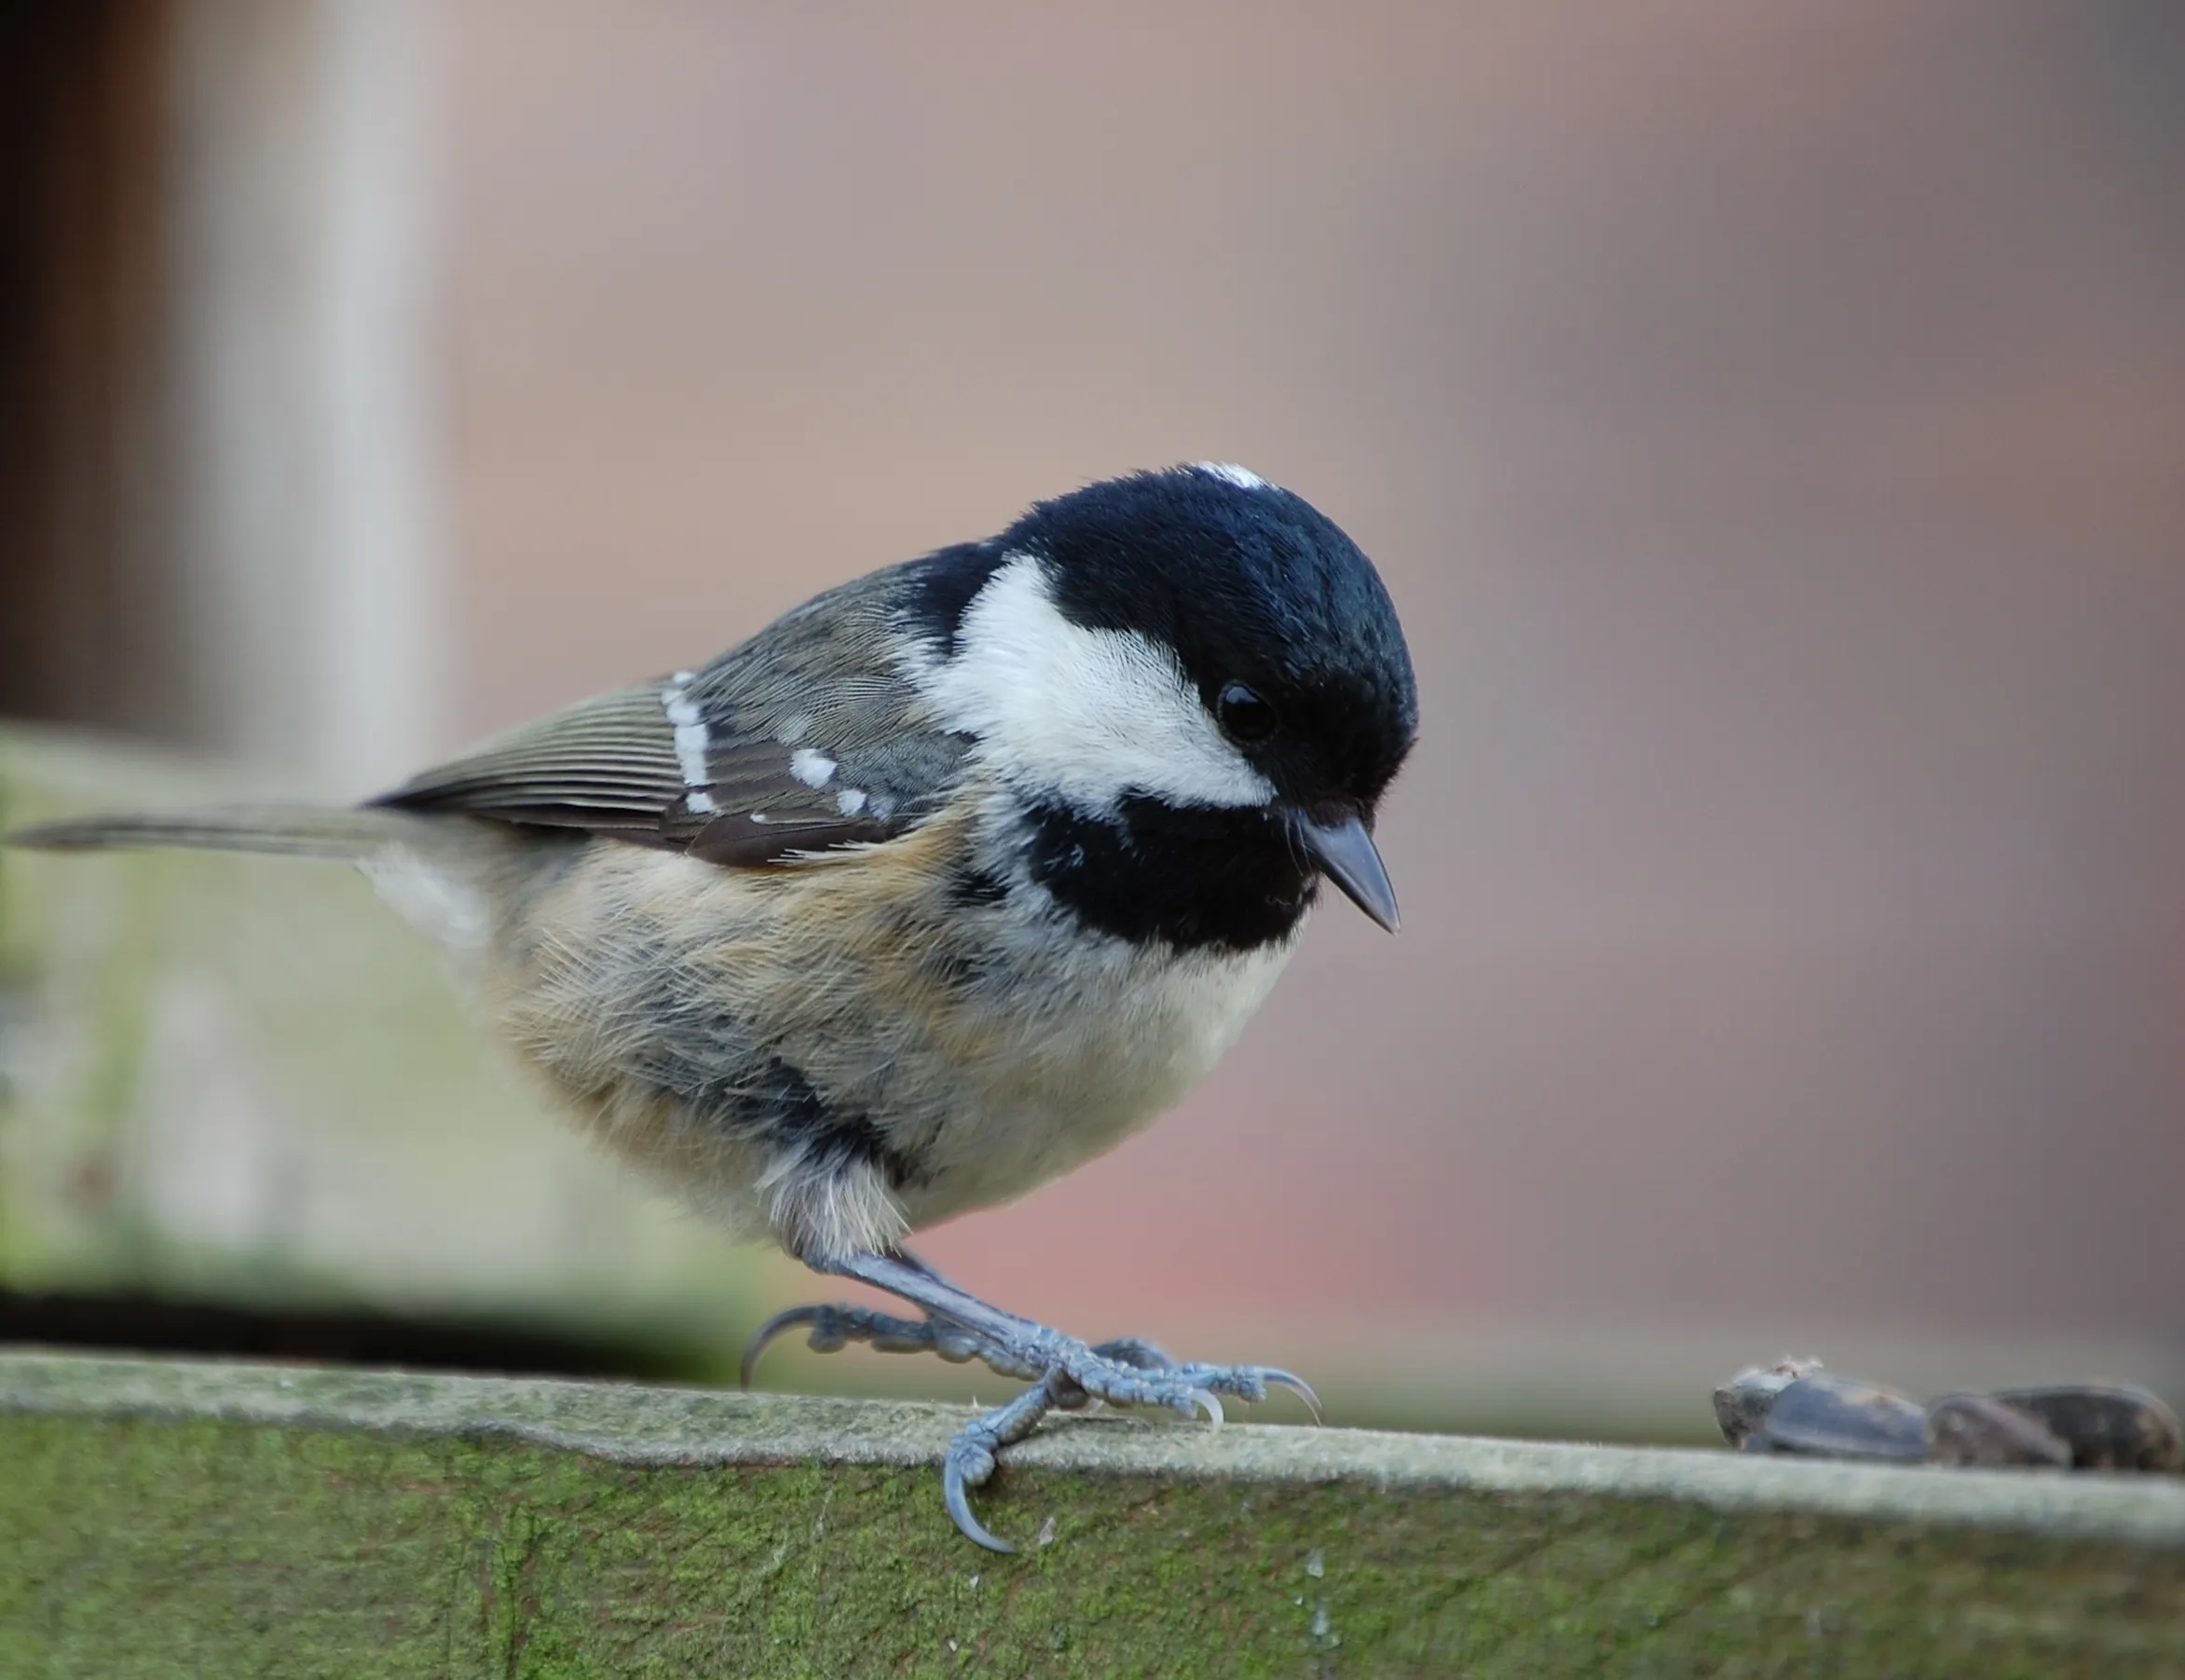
[2, 0, 2180, 1441]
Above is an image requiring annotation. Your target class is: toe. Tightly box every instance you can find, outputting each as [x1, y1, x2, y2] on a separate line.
[1087, 1337, 1175, 1371]
[740, 1304, 839, 1387]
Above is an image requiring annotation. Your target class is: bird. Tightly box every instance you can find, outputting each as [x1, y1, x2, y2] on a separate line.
[8, 461, 1419, 1550]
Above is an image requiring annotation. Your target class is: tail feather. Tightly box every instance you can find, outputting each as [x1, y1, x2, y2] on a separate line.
[6, 804, 438, 861]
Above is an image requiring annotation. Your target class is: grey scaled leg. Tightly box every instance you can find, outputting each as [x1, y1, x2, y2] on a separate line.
[747, 1250, 1321, 1552]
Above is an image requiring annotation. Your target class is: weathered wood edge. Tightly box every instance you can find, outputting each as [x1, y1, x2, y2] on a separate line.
[7, 1347, 2181, 1546]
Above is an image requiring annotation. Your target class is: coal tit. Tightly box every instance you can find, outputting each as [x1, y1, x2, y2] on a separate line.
[11, 462, 1418, 1550]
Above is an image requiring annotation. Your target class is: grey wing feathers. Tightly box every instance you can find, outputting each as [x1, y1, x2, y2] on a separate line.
[374, 564, 974, 866]
[375, 686, 691, 839]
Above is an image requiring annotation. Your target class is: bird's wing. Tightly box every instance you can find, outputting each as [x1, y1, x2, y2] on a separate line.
[375, 566, 975, 865]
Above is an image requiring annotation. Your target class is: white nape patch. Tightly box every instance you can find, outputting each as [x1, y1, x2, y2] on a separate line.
[909, 553, 1276, 813]
[661, 673, 713, 796]
[836, 787, 868, 817]
[789, 748, 837, 788]
[1192, 461, 1270, 491]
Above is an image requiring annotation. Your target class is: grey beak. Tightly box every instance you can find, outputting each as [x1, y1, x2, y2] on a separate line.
[1296, 813, 1401, 933]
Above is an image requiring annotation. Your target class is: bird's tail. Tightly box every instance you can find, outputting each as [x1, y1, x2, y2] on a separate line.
[6, 804, 439, 862]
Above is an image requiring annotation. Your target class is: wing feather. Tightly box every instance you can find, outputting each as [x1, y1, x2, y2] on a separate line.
[372, 564, 973, 865]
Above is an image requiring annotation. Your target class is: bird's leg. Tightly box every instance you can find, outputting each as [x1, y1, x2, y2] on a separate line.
[890, 1244, 956, 1285]
[743, 1249, 1319, 1552]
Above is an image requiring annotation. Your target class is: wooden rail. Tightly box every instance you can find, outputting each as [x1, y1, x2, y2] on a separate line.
[4, 1349, 2181, 1676]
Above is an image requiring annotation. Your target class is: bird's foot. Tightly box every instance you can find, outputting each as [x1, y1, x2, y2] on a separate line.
[1050, 1333, 1322, 1420]
[743, 1303, 1316, 1417]
[939, 1333, 1322, 1551]
[743, 1251, 1319, 1552]
[740, 1302, 988, 1386]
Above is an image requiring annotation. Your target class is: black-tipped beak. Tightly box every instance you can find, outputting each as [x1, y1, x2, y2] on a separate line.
[1296, 813, 1400, 933]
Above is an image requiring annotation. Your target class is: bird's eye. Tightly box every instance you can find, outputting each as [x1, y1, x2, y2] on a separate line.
[1216, 681, 1278, 743]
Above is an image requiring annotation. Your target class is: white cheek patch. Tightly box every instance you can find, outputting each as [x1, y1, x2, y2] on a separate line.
[911, 554, 1275, 813]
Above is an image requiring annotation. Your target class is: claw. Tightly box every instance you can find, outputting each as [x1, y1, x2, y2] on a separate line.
[740, 1304, 838, 1387]
[1258, 1367, 1326, 1426]
[1186, 1386, 1225, 1427]
[945, 1453, 1017, 1554]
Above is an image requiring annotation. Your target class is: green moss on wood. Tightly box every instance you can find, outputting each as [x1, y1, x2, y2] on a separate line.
[2, 1353, 2181, 1677]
